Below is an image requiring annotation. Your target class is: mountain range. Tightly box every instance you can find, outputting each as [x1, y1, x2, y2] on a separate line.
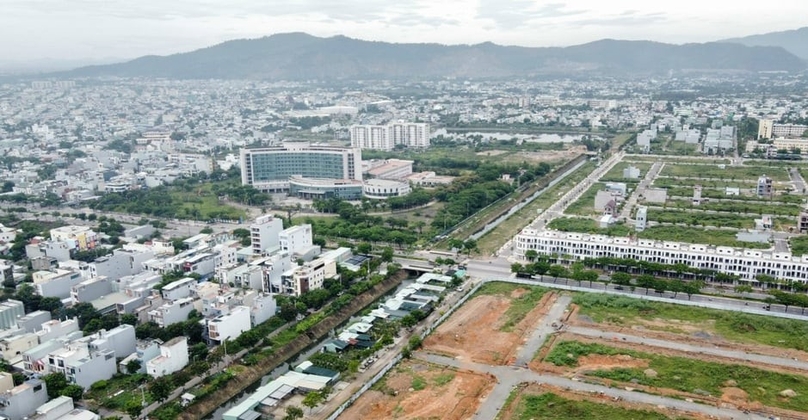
[722, 27, 808, 60]
[57, 32, 806, 80]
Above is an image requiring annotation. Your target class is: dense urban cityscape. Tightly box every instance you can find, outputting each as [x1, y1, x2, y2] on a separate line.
[0, 13, 807, 420]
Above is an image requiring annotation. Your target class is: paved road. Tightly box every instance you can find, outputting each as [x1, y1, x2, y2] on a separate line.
[567, 326, 808, 367]
[620, 161, 663, 222]
[515, 295, 572, 367]
[789, 168, 807, 194]
[414, 352, 763, 420]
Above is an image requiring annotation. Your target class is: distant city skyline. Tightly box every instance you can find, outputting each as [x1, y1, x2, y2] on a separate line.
[1, 0, 805, 64]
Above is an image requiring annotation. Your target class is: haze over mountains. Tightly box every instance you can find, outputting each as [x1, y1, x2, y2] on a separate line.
[55, 31, 807, 80]
[721, 27, 808, 60]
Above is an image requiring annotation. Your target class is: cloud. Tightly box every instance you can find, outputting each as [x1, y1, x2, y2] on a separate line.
[573, 12, 669, 27]
[477, 1, 586, 28]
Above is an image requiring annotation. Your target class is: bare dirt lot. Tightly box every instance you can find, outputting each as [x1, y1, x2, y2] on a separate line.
[339, 360, 495, 420]
[422, 290, 555, 365]
[515, 145, 587, 163]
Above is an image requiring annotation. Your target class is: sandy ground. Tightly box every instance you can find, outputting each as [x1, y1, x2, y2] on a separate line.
[338, 360, 495, 420]
[497, 383, 712, 420]
[422, 290, 555, 365]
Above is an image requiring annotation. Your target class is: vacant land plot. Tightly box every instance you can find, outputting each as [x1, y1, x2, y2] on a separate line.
[565, 182, 607, 216]
[547, 217, 632, 236]
[664, 185, 804, 203]
[497, 385, 693, 420]
[653, 177, 757, 189]
[339, 360, 495, 420]
[600, 162, 652, 183]
[476, 161, 597, 255]
[646, 209, 757, 229]
[571, 293, 808, 353]
[627, 156, 731, 165]
[659, 165, 790, 182]
[637, 225, 770, 249]
[543, 340, 808, 413]
[422, 282, 551, 365]
[664, 199, 801, 217]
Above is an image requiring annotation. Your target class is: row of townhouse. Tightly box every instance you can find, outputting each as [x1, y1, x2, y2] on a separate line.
[515, 228, 808, 282]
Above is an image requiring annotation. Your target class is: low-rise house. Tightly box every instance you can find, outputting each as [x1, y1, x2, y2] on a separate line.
[146, 337, 189, 378]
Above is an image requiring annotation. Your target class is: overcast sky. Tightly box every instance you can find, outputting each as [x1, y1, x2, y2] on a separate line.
[1, 0, 805, 63]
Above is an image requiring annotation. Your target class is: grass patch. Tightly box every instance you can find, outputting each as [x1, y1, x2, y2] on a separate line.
[665, 186, 804, 204]
[659, 164, 790, 182]
[600, 162, 652, 183]
[646, 208, 757, 229]
[168, 190, 246, 220]
[507, 392, 672, 420]
[433, 372, 455, 386]
[572, 293, 808, 351]
[547, 217, 632, 236]
[637, 225, 770, 249]
[664, 199, 801, 217]
[476, 161, 598, 255]
[654, 177, 757, 189]
[411, 375, 427, 391]
[473, 282, 548, 332]
[546, 341, 808, 412]
[84, 373, 151, 411]
[790, 236, 808, 256]
[565, 182, 607, 216]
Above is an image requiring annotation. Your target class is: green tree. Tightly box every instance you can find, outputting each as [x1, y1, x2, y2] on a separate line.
[463, 239, 478, 257]
[611, 272, 632, 287]
[60, 384, 84, 401]
[356, 242, 372, 255]
[126, 359, 142, 374]
[547, 265, 568, 283]
[734, 284, 754, 298]
[637, 274, 656, 295]
[284, 406, 304, 420]
[381, 246, 394, 263]
[302, 391, 324, 412]
[149, 376, 173, 403]
[525, 250, 538, 262]
[124, 399, 143, 418]
[43, 372, 68, 398]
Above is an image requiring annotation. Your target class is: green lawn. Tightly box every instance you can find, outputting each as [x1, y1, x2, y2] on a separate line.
[499, 391, 674, 420]
[546, 341, 808, 412]
[659, 165, 790, 182]
[572, 293, 808, 351]
[653, 177, 757, 189]
[473, 282, 547, 332]
[637, 225, 770, 249]
[169, 190, 246, 220]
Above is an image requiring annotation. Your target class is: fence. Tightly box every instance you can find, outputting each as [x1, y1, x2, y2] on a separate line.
[325, 354, 403, 420]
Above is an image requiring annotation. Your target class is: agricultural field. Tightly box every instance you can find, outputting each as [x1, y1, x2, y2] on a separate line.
[338, 360, 495, 420]
[422, 282, 551, 365]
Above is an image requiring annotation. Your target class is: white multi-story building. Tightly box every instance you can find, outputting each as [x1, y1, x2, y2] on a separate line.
[146, 337, 189, 378]
[758, 118, 774, 139]
[33, 270, 84, 299]
[0, 300, 24, 330]
[772, 123, 808, 138]
[48, 226, 98, 251]
[350, 123, 430, 150]
[148, 297, 195, 328]
[160, 277, 196, 301]
[515, 228, 808, 283]
[635, 206, 648, 232]
[362, 179, 411, 199]
[0, 379, 48, 420]
[206, 306, 250, 344]
[279, 225, 313, 255]
[281, 257, 337, 296]
[251, 215, 284, 255]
